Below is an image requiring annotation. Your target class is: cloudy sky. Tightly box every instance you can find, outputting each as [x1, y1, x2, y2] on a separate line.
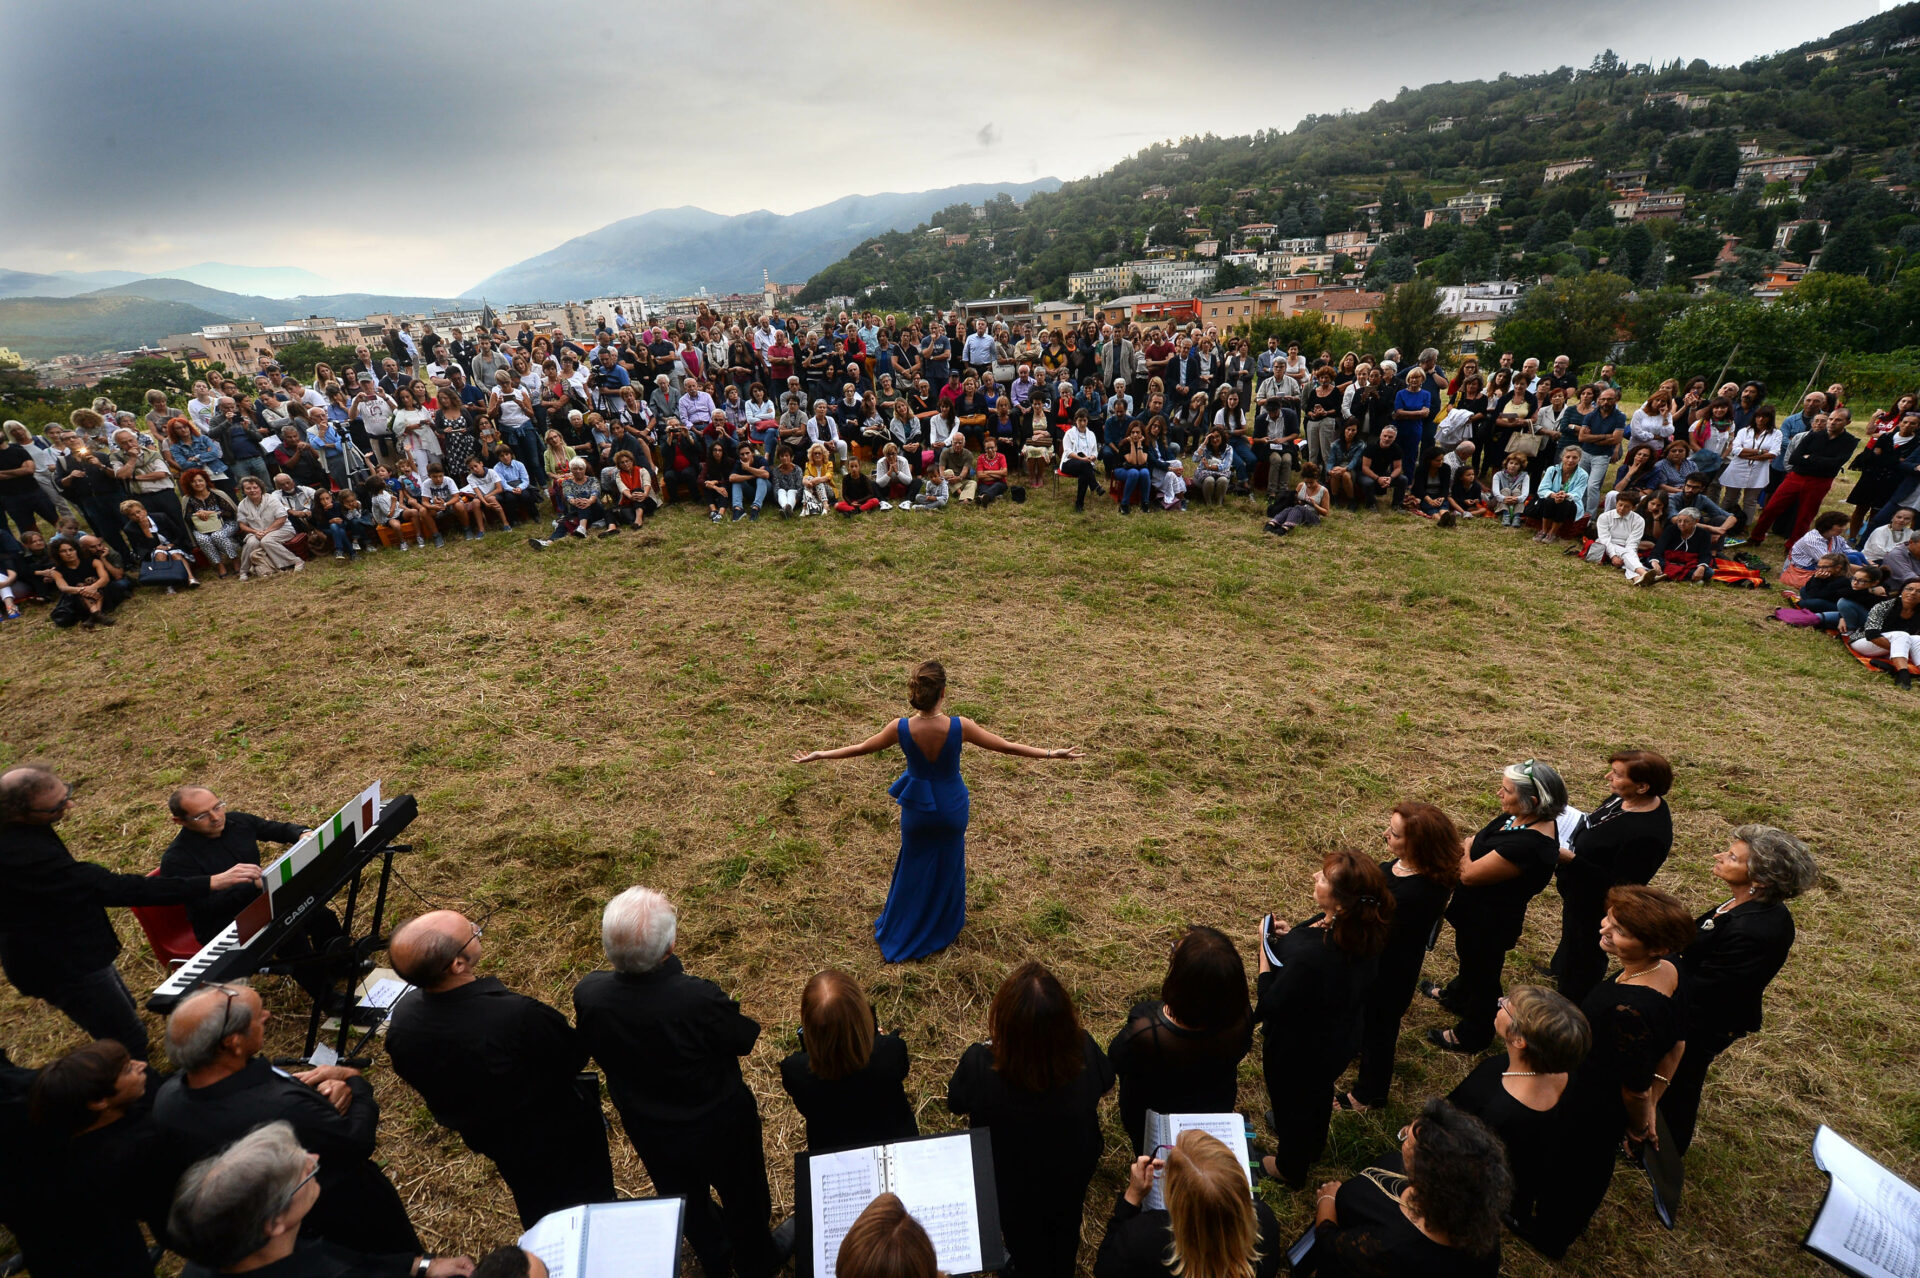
[0, 0, 1889, 297]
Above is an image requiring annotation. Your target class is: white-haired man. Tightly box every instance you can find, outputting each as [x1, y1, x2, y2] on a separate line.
[572, 888, 781, 1278]
[170, 1122, 469, 1278]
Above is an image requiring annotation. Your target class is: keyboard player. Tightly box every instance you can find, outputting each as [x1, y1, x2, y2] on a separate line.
[158, 786, 347, 1004]
[0, 767, 263, 1060]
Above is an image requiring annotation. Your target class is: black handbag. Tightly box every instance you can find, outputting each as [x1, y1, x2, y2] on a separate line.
[138, 556, 191, 587]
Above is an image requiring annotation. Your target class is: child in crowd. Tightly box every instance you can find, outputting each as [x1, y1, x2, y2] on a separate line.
[1493, 451, 1531, 525]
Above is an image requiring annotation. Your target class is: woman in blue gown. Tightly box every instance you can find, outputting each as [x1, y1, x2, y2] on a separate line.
[795, 661, 1082, 961]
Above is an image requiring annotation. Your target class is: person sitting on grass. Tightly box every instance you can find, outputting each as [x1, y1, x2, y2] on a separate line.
[975, 436, 1011, 507]
[1863, 507, 1914, 565]
[731, 439, 773, 522]
[1359, 425, 1407, 511]
[766, 445, 801, 518]
[1492, 452, 1531, 527]
[699, 441, 733, 522]
[1191, 428, 1233, 507]
[873, 442, 918, 510]
[1447, 465, 1486, 518]
[1667, 472, 1738, 544]
[1406, 446, 1451, 517]
[605, 450, 654, 531]
[1797, 555, 1882, 633]
[234, 475, 305, 578]
[45, 538, 120, 629]
[1851, 580, 1920, 688]
[1061, 411, 1105, 512]
[461, 456, 512, 533]
[180, 468, 242, 578]
[911, 470, 949, 511]
[1114, 422, 1152, 515]
[1646, 507, 1717, 585]
[1587, 491, 1653, 586]
[836, 455, 880, 515]
[1023, 418, 1055, 488]
[1326, 420, 1365, 512]
[1525, 447, 1588, 543]
[1783, 511, 1854, 585]
[420, 462, 473, 542]
[119, 498, 198, 587]
[801, 443, 837, 517]
[528, 457, 610, 548]
[1264, 464, 1331, 538]
[337, 490, 379, 553]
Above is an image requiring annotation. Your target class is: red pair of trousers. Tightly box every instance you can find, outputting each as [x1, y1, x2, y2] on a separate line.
[1750, 473, 1833, 544]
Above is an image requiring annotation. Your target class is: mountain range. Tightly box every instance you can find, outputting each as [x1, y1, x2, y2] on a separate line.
[0, 262, 338, 301]
[462, 179, 1062, 302]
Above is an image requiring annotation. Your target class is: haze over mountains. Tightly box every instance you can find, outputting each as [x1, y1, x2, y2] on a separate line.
[462, 179, 1063, 302]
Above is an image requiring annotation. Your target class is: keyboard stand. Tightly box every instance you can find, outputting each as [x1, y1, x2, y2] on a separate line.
[300, 840, 409, 1065]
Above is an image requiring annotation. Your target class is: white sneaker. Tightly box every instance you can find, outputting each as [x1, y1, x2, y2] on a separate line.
[397, 541, 410, 551]
[334, 553, 347, 560]
[237, 571, 250, 581]
[878, 501, 892, 511]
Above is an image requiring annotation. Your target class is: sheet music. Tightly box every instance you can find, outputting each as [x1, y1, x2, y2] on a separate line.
[519, 1205, 585, 1278]
[358, 977, 410, 1009]
[1810, 1127, 1920, 1278]
[1144, 1113, 1253, 1211]
[582, 1200, 681, 1278]
[889, 1134, 984, 1275]
[1556, 806, 1586, 848]
[810, 1147, 882, 1278]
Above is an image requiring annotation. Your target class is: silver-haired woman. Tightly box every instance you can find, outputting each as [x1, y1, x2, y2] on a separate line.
[1659, 825, 1817, 1154]
[1422, 760, 1568, 1053]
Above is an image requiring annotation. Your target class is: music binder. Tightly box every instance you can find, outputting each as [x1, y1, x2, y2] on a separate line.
[1142, 1110, 1254, 1211]
[1803, 1126, 1920, 1278]
[518, 1197, 685, 1278]
[1629, 1108, 1683, 1229]
[794, 1128, 1004, 1278]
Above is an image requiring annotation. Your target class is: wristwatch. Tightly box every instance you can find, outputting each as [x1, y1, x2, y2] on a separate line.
[413, 1258, 434, 1277]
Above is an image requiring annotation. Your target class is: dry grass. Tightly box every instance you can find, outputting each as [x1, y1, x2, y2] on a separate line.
[2, 494, 1917, 1276]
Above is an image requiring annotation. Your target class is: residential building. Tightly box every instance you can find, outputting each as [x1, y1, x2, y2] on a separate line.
[1033, 301, 1089, 332]
[1271, 236, 1322, 255]
[1643, 91, 1708, 110]
[1324, 230, 1372, 252]
[1141, 184, 1172, 200]
[957, 297, 1032, 326]
[1067, 257, 1217, 298]
[1295, 289, 1384, 330]
[1238, 222, 1279, 241]
[1774, 219, 1827, 250]
[1199, 289, 1283, 331]
[1738, 155, 1817, 185]
[1279, 252, 1337, 276]
[1452, 309, 1503, 355]
[1428, 117, 1459, 132]
[1437, 282, 1524, 317]
[1192, 238, 1220, 258]
[1634, 192, 1687, 221]
[1606, 169, 1650, 189]
[1543, 158, 1594, 183]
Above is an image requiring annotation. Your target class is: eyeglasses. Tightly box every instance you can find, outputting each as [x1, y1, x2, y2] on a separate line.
[277, 1153, 322, 1214]
[25, 783, 75, 814]
[210, 984, 247, 1044]
[182, 799, 227, 825]
[1150, 1144, 1174, 1163]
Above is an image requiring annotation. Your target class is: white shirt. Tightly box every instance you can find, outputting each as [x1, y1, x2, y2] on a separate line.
[1594, 508, 1645, 551]
[1629, 407, 1674, 446]
[1720, 427, 1781, 488]
[1062, 425, 1098, 460]
[187, 395, 217, 431]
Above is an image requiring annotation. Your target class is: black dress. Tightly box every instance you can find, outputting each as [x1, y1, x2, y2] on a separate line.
[778, 1032, 918, 1152]
[1092, 1193, 1284, 1278]
[1107, 999, 1253, 1154]
[1303, 1166, 1500, 1277]
[1440, 816, 1558, 1050]
[1551, 798, 1674, 1003]
[1660, 898, 1795, 1154]
[1255, 919, 1376, 1186]
[948, 1031, 1115, 1278]
[1552, 974, 1686, 1257]
[1445, 1055, 1574, 1256]
[1353, 864, 1451, 1106]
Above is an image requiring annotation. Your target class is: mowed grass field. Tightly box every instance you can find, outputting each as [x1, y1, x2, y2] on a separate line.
[2, 494, 1916, 1277]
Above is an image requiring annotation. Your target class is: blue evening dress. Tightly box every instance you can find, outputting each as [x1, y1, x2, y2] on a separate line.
[874, 716, 970, 961]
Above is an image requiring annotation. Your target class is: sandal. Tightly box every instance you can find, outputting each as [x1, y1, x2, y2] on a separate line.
[1333, 1092, 1371, 1113]
[1425, 1027, 1475, 1054]
[1416, 980, 1448, 1004]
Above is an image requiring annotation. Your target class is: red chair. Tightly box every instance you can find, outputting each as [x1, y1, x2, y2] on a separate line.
[131, 868, 202, 968]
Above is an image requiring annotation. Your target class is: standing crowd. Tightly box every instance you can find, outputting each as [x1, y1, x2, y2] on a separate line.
[0, 753, 1819, 1278]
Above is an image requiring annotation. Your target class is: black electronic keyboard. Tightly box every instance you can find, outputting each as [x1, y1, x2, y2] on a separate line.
[147, 793, 417, 1013]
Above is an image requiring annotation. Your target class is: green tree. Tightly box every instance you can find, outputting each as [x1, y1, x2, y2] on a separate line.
[1686, 133, 1742, 191]
[1817, 219, 1878, 276]
[94, 356, 192, 410]
[274, 339, 363, 382]
[1495, 272, 1634, 370]
[1618, 223, 1655, 281]
[1243, 312, 1342, 352]
[1370, 280, 1458, 360]
[1665, 225, 1722, 279]
[1211, 260, 1252, 290]
[1655, 297, 1824, 388]
[1785, 220, 1825, 263]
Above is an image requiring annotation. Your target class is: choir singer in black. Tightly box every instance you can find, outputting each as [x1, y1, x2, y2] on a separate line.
[385, 910, 615, 1227]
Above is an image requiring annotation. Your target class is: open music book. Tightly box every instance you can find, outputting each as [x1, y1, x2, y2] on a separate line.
[518, 1198, 685, 1278]
[1143, 1111, 1253, 1211]
[1804, 1126, 1920, 1278]
[797, 1130, 1003, 1277]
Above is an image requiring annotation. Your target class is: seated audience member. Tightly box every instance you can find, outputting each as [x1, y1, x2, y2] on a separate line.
[1445, 986, 1589, 1257]
[834, 1194, 937, 1278]
[154, 984, 421, 1255]
[1558, 886, 1694, 1254]
[1324, 420, 1365, 512]
[1796, 554, 1868, 631]
[169, 1122, 470, 1278]
[975, 436, 1011, 506]
[1424, 761, 1566, 1053]
[1852, 579, 1920, 687]
[1256, 849, 1393, 1186]
[1863, 507, 1914, 565]
[1112, 422, 1153, 514]
[1661, 826, 1817, 1154]
[385, 911, 613, 1228]
[1524, 447, 1587, 542]
[1782, 510, 1854, 583]
[1358, 426, 1407, 510]
[1348, 802, 1462, 1113]
[802, 443, 838, 516]
[528, 458, 609, 548]
[949, 961, 1114, 1278]
[24, 1039, 190, 1278]
[119, 498, 198, 587]
[699, 440, 734, 521]
[1647, 507, 1717, 584]
[604, 450, 655, 531]
[1883, 535, 1920, 590]
[234, 475, 304, 579]
[911, 470, 949, 511]
[1107, 925, 1253, 1153]
[1022, 417, 1056, 488]
[1405, 446, 1452, 517]
[1446, 465, 1485, 518]
[1587, 491, 1653, 585]
[1551, 751, 1675, 1004]
[419, 463, 472, 543]
[573, 887, 783, 1278]
[45, 537, 122, 628]
[1191, 428, 1233, 507]
[181, 468, 243, 578]
[780, 968, 918, 1152]
[459, 455, 513, 532]
[1061, 411, 1106, 511]
[1667, 473, 1738, 541]
[1093, 1129, 1283, 1278]
[872, 442, 918, 509]
[770, 445, 805, 517]
[1491, 451, 1531, 526]
[1304, 1099, 1507, 1277]
[1266, 463, 1331, 536]
[731, 440, 774, 521]
[836, 455, 880, 514]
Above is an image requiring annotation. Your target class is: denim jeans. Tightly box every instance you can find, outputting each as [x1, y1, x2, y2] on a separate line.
[731, 477, 770, 509]
[1575, 453, 1611, 514]
[230, 456, 271, 487]
[1228, 439, 1254, 482]
[1115, 467, 1151, 508]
